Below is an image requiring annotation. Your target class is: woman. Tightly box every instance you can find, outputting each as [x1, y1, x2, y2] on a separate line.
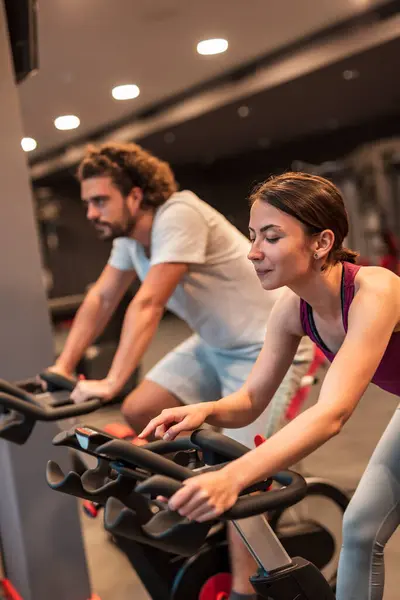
[140, 171, 400, 600]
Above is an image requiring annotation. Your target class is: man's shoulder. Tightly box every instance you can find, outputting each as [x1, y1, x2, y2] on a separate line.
[158, 190, 204, 213]
[154, 190, 213, 226]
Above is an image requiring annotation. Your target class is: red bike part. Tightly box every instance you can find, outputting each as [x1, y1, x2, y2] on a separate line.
[198, 572, 232, 600]
[1, 579, 23, 600]
[0, 579, 101, 600]
[254, 434, 266, 447]
[102, 423, 148, 446]
[103, 423, 136, 439]
[285, 346, 326, 421]
[83, 500, 99, 518]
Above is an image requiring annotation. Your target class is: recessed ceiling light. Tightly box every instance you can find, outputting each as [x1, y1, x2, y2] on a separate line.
[237, 105, 250, 118]
[342, 69, 359, 81]
[54, 115, 80, 131]
[21, 137, 37, 152]
[197, 38, 228, 56]
[112, 84, 140, 100]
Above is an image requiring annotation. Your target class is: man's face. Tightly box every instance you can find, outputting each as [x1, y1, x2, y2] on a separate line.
[81, 176, 137, 240]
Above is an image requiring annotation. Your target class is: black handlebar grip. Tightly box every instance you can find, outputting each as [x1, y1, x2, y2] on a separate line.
[0, 379, 36, 404]
[191, 428, 250, 460]
[40, 370, 77, 392]
[136, 470, 307, 521]
[97, 439, 195, 482]
[0, 392, 102, 421]
[136, 475, 182, 498]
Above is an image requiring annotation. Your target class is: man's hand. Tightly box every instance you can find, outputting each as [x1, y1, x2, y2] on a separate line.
[39, 364, 75, 391]
[70, 378, 117, 404]
[47, 364, 75, 379]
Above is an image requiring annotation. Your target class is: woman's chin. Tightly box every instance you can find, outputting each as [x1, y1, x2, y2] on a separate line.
[260, 278, 281, 291]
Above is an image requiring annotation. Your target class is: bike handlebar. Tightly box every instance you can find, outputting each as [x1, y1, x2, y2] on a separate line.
[94, 428, 307, 520]
[0, 373, 105, 444]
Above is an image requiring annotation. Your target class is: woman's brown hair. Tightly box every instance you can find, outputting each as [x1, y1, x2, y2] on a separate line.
[250, 171, 358, 268]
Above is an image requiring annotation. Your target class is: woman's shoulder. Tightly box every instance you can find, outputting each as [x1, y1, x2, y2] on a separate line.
[355, 264, 400, 294]
[351, 265, 400, 322]
[345, 264, 400, 334]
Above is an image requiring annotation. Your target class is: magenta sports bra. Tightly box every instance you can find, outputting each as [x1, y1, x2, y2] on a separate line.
[300, 261, 400, 397]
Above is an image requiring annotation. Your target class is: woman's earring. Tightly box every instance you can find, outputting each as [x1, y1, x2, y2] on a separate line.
[314, 253, 319, 259]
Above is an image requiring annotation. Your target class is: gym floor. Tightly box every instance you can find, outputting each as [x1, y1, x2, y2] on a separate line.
[78, 313, 400, 600]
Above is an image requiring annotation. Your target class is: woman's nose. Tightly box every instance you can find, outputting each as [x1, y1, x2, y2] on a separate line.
[248, 245, 264, 262]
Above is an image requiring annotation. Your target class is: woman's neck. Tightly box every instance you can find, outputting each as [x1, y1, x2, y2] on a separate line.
[290, 262, 344, 320]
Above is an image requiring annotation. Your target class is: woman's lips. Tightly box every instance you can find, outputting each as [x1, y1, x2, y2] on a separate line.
[255, 269, 272, 276]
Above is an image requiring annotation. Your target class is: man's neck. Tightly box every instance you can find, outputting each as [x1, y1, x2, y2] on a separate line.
[130, 210, 154, 252]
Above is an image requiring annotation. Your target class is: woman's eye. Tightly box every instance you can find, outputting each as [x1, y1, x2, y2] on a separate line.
[266, 237, 280, 244]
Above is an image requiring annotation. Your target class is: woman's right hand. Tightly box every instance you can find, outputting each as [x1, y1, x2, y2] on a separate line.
[139, 402, 215, 441]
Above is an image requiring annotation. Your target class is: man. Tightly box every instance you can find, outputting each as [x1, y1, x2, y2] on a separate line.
[50, 142, 313, 600]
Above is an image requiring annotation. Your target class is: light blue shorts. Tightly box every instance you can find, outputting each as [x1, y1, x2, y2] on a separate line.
[146, 334, 312, 448]
[146, 334, 261, 404]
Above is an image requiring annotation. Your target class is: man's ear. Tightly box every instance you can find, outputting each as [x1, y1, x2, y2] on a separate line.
[127, 187, 143, 211]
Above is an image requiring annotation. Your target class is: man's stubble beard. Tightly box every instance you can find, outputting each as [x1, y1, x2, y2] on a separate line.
[94, 205, 137, 241]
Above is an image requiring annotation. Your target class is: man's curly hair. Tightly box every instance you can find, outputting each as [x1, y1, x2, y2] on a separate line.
[77, 142, 178, 209]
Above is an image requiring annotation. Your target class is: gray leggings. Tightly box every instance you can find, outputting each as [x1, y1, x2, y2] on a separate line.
[336, 408, 400, 600]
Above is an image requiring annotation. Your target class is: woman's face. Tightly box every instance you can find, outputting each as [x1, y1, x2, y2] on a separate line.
[248, 199, 315, 290]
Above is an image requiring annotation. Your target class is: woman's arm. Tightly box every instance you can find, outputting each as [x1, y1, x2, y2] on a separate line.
[224, 270, 400, 490]
[169, 270, 400, 520]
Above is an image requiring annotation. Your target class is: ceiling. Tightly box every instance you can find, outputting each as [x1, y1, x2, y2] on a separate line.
[139, 35, 400, 166]
[17, 0, 400, 178]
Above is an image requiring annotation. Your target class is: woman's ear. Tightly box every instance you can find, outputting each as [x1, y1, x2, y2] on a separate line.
[314, 229, 335, 261]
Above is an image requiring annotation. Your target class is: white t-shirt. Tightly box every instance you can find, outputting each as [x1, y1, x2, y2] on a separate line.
[109, 190, 282, 349]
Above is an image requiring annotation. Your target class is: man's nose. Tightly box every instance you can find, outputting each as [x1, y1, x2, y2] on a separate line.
[87, 202, 100, 220]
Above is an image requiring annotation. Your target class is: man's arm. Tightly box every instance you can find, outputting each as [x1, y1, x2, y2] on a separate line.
[71, 262, 188, 401]
[54, 265, 136, 376]
[106, 262, 189, 391]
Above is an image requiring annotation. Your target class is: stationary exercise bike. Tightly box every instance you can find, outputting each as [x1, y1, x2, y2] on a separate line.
[49, 362, 349, 592]
[46, 426, 337, 599]
[42, 350, 348, 590]
[0, 373, 348, 598]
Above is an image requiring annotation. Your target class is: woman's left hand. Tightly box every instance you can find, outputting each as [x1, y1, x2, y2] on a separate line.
[168, 469, 241, 522]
